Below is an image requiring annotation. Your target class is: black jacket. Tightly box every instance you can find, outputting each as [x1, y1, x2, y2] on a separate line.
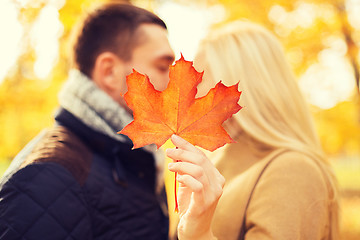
[0, 108, 169, 239]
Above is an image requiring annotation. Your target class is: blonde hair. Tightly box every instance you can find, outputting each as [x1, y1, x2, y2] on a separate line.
[195, 21, 339, 239]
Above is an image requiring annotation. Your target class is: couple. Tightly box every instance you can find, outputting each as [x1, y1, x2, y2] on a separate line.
[0, 2, 338, 240]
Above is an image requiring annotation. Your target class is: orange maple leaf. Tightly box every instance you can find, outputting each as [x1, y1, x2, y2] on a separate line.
[118, 55, 242, 152]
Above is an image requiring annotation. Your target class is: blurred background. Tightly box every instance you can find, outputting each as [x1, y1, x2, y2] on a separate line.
[0, 0, 359, 238]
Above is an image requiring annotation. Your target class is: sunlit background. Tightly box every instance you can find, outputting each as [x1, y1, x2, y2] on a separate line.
[0, 0, 359, 239]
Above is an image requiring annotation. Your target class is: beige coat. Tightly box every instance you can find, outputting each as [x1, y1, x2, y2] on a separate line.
[211, 144, 331, 240]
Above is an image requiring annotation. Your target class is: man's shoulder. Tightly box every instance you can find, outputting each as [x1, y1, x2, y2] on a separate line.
[0, 153, 93, 240]
[20, 125, 93, 186]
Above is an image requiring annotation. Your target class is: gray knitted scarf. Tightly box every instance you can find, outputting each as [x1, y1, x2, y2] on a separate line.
[58, 69, 164, 192]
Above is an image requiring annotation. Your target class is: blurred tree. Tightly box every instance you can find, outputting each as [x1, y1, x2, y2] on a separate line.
[314, 101, 360, 156]
[333, 0, 359, 93]
[0, 0, 108, 160]
[0, 1, 359, 239]
[203, 0, 360, 158]
[209, 0, 359, 84]
[0, 0, 359, 163]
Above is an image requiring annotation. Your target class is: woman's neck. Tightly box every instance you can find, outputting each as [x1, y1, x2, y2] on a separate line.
[212, 136, 274, 178]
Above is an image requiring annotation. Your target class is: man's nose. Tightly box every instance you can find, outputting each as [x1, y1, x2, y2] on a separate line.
[155, 75, 170, 91]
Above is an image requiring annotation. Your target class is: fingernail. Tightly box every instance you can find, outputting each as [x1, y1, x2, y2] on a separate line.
[166, 148, 174, 155]
[168, 162, 174, 169]
[171, 134, 181, 141]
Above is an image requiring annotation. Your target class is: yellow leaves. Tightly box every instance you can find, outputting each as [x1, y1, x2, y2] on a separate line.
[314, 100, 360, 156]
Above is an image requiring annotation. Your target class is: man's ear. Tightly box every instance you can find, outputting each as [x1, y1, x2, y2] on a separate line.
[92, 52, 126, 94]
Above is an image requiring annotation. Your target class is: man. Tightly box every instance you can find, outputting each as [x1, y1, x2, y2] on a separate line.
[0, 3, 223, 240]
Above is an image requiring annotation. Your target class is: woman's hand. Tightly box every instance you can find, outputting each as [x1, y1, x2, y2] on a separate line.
[166, 134, 225, 240]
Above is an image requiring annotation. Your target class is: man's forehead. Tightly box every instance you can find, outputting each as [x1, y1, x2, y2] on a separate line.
[135, 23, 167, 42]
[134, 24, 175, 61]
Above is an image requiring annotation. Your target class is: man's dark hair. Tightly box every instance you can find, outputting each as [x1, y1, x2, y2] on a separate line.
[72, 3, 167, 77]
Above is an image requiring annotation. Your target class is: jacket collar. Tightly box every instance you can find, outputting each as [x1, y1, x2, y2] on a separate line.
[58, 69, 133, 144]
[54, 107, 133, 158]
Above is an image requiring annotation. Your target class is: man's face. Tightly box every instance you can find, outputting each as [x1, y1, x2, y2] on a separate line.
[114, 24, 175, 111]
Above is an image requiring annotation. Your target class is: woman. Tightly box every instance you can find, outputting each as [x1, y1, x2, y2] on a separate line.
[167, 21, 339, 239]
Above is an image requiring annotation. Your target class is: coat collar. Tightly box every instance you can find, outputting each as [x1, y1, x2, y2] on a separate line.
[54, 107, 134, 158]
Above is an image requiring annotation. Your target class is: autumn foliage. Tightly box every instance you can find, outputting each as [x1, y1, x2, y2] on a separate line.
[118, 56, 242, 152]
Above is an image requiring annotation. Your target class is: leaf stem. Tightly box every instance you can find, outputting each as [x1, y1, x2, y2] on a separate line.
[174, 146, 179, 213]
[174, 171, 178, 213]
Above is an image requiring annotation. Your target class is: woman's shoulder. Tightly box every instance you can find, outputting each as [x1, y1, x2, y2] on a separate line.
[266, 150, 326, 181]
[243, 150, 331, 239]
[257, 150, 329, 199]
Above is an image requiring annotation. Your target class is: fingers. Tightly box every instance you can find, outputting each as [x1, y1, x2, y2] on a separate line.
[167, 136, 224, 239]
[166, 146, 224, 182]
[166, 136, 224, 183]
[168, 160, 224, 193]
[166, 138, 225, 200]
[169, 162, 209, 185]
[170, 134, 205, 156]
[166, 147, 205, 165]
[176, 174, 204, 193]
[168, 161, 204, 177]
[166, 134, 224, 188]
